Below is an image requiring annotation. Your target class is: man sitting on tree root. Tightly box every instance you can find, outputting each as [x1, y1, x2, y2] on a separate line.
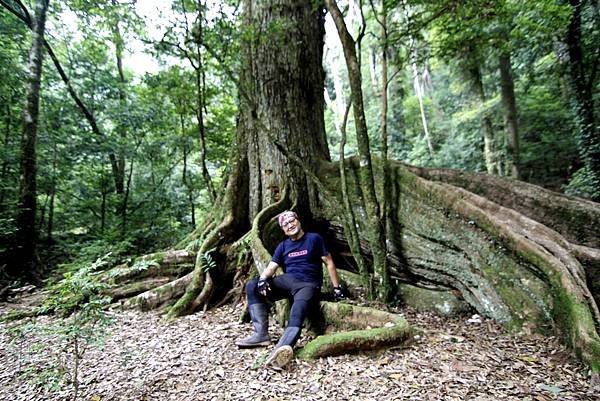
[235, 210, 345, 370]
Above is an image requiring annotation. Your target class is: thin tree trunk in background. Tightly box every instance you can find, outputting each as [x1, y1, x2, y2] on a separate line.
[111, 0, 126, 198]
[499, 50, 521, 180]
[100, 189, 107, 233]
[411, 57, 434, 156]
[195, 65, 216, 202]
[470, 63, 498, 175]
[368, 46, 378, 87]
[0, 104, 12, 209]
[110, 0, 129, 234]
[47, 140, 57, 242]
[324, 54, 347, 141]
[379, 0, 390, 221]
[121, 158, 134, 236]
[14, 0, 49, 282]
[180, 0, 216, 202]
[339, 101, 370, 292]
[372, 0, 393, 275]
[180, 111, 196, 228]
[37, 194, 46, 234]
[565, 0, 600, 200]
[325, 0, 391, 302]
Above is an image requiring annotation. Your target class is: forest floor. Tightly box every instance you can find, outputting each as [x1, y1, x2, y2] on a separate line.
[0, 290, 597, 401]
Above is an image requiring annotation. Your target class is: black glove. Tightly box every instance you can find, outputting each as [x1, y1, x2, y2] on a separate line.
[333, 286, 345, 301]
[257, 278, 270, 297]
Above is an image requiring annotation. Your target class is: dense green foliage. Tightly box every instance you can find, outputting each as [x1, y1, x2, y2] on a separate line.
[0, 0, 598, 285]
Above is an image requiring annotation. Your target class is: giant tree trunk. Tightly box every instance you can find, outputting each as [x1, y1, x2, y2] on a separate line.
[239, 0, 329, 218]
[13, 0, 49, 283]
[163, 0, 331, 317]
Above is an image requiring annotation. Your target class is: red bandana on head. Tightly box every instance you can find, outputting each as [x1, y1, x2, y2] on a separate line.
[278, 211, 298, 227]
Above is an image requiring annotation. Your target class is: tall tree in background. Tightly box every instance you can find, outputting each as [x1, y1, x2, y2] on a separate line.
[109, 0, 128, 223]
[498, 48, 520, 179]
[564, 0, 600, 200]
[466, 50, 499, 175]
[14, 0, 50, 282]
[157, 0, 218, 203]
[497, 18, 521, 180]
[428, 1, 501, 175]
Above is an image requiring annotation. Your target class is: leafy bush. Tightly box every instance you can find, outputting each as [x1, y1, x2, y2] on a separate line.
[564, 167, 600, 199]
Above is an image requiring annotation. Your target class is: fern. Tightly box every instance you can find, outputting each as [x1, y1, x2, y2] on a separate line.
[199, 248, 217, 273]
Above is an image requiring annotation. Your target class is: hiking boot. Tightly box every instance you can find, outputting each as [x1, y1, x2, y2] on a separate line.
[264, 345, 294, 370]
[235, 303, 271, 348]
[236, 331, 271, 348]
[274, 326, 301, 348]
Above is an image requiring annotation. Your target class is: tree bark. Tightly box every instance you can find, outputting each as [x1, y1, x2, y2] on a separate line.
[236, 0, 330, 220]
[468, 62, 499, 175]
[499, 50, 520, 180]
[14, 0, 49, 283]
[404, 165, 600, 249]
[0, 103, 12, 209]
[162, 0, 331, 317]
[565, 0, 600, 200]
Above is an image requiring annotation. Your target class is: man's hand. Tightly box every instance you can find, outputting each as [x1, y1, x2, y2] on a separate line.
[257, 278, 270, 297]
[333, 286, 345, 301]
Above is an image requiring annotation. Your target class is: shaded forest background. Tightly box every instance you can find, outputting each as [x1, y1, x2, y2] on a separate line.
[1, 0, 598, 283]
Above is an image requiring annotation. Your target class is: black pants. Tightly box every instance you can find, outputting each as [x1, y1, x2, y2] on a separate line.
[246, 274, 320, 327]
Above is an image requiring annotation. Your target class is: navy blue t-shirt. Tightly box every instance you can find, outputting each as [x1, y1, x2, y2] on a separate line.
[271, 232, 329, 286]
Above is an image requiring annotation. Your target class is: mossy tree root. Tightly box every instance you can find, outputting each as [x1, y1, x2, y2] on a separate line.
[102, 249, 195, 285]
[405, 164, 600, 249]
[418, 176, 600, 372]
[123, 274, 192, 311]
[297, 301, 413, 359]
[166, 212, 237, 319]
[107, 277, 174, 301]
[249, 188, 291, 274]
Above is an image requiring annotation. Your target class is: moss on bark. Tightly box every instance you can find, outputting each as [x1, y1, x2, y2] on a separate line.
[314, 158, 599, 372]
[297, 301, 413, 359]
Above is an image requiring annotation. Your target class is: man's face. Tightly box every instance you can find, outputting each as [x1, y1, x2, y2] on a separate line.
[281, 216, 301, 236]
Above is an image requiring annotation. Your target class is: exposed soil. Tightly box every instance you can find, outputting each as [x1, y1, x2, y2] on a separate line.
[0, 291, 596, 401]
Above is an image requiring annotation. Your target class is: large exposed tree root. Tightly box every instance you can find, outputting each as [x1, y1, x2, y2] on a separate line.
[405, 164, 600, 249]
[123, 274, 192, 311]
[394, 164, 599, 372]
[298, 302, 413, 359]
[166, 213, 237, 318]
[421, 177, 600, 369]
